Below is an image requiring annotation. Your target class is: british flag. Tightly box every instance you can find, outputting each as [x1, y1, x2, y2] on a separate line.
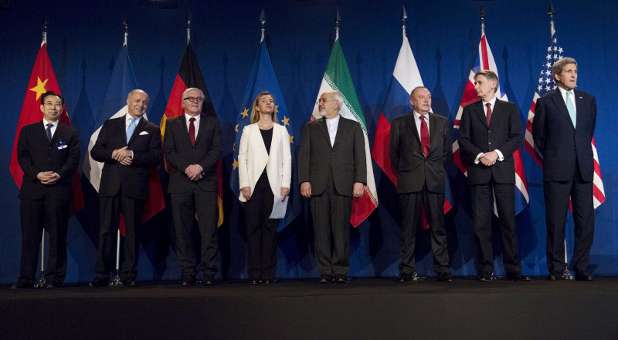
[451, 26, 529, 214]
[524, 20, 606, 209]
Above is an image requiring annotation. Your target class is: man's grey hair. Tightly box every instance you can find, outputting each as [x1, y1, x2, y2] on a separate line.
[551, 57, 577, 83]
[321, 91, 344, 110]
[182, 87, 205, 99]
[127, 88, 149, 100]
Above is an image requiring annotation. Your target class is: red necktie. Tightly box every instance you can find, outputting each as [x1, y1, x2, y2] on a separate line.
[485, 102, 493, 126]
[189, 117, 196, 146]
[420, 114, 430, 158]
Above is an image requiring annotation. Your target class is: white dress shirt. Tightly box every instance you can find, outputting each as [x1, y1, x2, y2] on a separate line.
[125, 114, 142, 130]
[42, 119, 58, 139]
[413, 111, 430, 139]
[474, 96, 504, 164]
[325, 115, 340, 147]
[184, 113, 200, 137]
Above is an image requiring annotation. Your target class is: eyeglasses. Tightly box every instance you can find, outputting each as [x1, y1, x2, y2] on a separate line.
[183, 97, 204, 102]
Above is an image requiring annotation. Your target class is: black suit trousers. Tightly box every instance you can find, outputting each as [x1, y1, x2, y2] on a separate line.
[171, 189, 218, 281]
[399, 188, 449, 275]
[470, 182, 521, 275]
[18, 193, 70, 285]
[310, 180, 352, 277]
[95, 194, 144, 281]
[244, 173, 277, 280]
[544, 167, 594, 276]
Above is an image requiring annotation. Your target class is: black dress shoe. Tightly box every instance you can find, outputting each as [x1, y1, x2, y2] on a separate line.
[319, 275, 332, 284]
[262, 279, 273, 285]
[123, 280, 137, 287]
[202, 278, 214, 286]
[335, 276, 347, 284]
[181, 280, 195, 287]
[10, 281, 34, 289]
[548, 272, 573, 281]
[248, 279, 259, 285]
[89, 278, 110, 287]
[575, 273, 593, 281]
[437, 272, 453, 282]
[506, 274, 531, 281]
[399, 272, 424, 282]
[478, 273, 496, 282]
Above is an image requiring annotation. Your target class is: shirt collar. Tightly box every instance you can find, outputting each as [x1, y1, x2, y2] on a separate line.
[325, 114, 340, 125]
[126, 114, 142, 124]
[558, 86, 575, 97]
[42, 119, 58, 128]
[414, 111, 429, 120]
[185, 113, 200, 122]
[481, 96, 497, 108]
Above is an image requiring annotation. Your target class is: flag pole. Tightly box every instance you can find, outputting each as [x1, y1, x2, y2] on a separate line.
[480, 5, 485, 35]
[335, 8, 341, 41]
[259, 9, 266, 43]
[35, 19, 49, 289]
[186, 15, 191, 45]
[110, 20, 130, 288]
[401, 5, 407, 38]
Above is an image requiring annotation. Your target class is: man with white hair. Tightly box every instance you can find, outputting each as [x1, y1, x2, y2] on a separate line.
[90, 89, 162, 287]
[164, 87, 221, 286]
[299, 91, 366, 284]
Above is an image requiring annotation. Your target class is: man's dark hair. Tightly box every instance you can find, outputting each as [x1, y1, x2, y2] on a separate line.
[40, 91, 64, 105]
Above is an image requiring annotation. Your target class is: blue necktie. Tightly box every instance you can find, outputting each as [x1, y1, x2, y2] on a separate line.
[565, 91, 576, 128]
[126, 117, 138, 141]
[46, 123, 53, 141]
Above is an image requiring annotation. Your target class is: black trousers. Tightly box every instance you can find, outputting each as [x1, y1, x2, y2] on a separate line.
[18, 193, 70, 285]
[244, 173, 277, 280]
[95, 194, 144, 281]
[310, 182, 352, 277]
[399, 189, 449, 275]
[171, 189, 218, 281]
[544, 168, 595, 276]
[470, 182, 521, 275]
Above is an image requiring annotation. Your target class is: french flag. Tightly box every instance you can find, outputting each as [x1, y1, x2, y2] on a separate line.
[371, 25, 453, 225]
[451, 29, 529, 214]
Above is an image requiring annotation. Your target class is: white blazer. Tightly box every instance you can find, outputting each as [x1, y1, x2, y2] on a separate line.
[238, 123, 291, 203]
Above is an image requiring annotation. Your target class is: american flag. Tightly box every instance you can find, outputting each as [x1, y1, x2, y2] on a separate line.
[524, 20, 606, 209]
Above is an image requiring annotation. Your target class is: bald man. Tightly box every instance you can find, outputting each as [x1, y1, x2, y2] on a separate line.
[90, 89, 162, 287]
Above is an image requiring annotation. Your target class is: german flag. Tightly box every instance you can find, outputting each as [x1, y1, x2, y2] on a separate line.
[161, 43, 224, 226]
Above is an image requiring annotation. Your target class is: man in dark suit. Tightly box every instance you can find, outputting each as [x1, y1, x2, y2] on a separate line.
[458, 70, 529, 282]
[164, 87, 221, 286]
[299, 91, 366, 283]
[90, 89, 161, 287]
[390, 87, 451, 283]
[13, 92, 79, 289]
[533, 57, 597, 281]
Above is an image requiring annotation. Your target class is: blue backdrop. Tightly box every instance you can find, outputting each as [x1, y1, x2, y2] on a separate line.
[1, 0, 616, 283]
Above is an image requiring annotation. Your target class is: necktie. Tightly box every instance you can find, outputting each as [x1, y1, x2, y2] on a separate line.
[419, 114, 430, 158]
[485, 103, 493, 126]
[126, 117, 137, 142]
[46, 123, 53, 141]
[188, 117, 196, 145]
[565, 91, 577, 128]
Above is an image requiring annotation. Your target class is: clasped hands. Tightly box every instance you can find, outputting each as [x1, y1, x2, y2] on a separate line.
[300, 182, 365, 198]
[479, 150, 499, 167]
[112, 146, 133, 166]
[36, 171, 61, 185]
[241, 187, 290, 201]
[184, 164, 204, 181]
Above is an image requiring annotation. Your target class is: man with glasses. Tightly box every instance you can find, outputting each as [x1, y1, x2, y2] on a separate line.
[13, 91, 79, 289]
[90, 89, 161, 287]
[164, 87, 221, 286]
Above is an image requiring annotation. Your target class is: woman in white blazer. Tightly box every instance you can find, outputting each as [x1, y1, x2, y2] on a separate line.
[238, 91, 291, 284]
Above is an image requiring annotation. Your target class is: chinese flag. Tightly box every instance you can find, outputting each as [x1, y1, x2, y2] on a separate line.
[9, 41, 84, 212]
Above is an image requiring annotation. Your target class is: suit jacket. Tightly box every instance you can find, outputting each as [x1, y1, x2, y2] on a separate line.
[238, 123, 291, 202]
[91, 115, 161, 200]
[298, 116, 366, 197]
[532, 89, 596, 182]
[458, 99, 523, 185]
[164, 114, 221, 193]
[18, 121, 80, 200]
[390, 112, 449, 193]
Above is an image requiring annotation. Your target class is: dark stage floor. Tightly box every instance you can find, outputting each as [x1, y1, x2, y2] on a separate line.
[1, 278, 617, 340]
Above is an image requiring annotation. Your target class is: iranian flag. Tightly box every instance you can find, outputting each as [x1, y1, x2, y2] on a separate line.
[310, 37, 378, 227]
